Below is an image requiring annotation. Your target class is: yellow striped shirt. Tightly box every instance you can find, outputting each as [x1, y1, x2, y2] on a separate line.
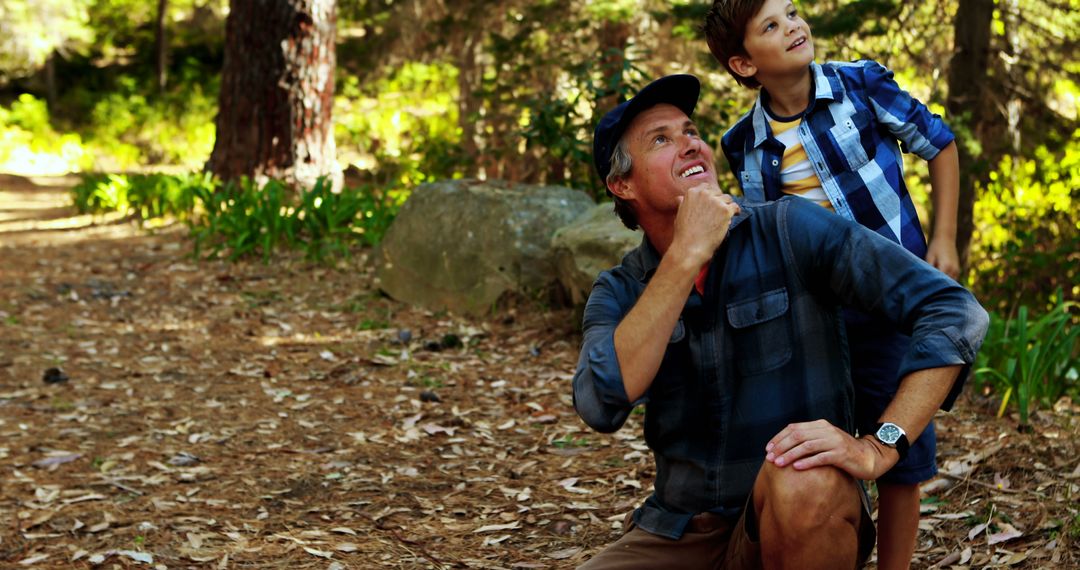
[769, 118, 833, 211]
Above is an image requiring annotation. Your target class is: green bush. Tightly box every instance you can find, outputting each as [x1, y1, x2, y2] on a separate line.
[969, 135, 1080, 313]
[190, 178, 406, 262]
[974, 290, 1080, 428]
[0, 94, 91, 174]
[71, 172, 405, 262]
[82, 73, 217, 170]
[72, 172, 214, 221]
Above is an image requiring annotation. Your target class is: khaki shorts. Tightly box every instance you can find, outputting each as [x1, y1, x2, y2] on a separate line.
[579, 478, 875, 570]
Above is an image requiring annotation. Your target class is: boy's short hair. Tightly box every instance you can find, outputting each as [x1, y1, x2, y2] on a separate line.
[703, 0, 767, 89]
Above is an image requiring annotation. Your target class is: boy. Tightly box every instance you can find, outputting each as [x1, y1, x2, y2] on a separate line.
[703, 1, 961, 569]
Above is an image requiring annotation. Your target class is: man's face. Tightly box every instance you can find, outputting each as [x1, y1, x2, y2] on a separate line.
[738, 0, 814, 81]
[614, 103, 718, 221]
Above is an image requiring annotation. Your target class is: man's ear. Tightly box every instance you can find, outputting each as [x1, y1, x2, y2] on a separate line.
[607, 176, 634, 202]
[728, 55, 757, 81]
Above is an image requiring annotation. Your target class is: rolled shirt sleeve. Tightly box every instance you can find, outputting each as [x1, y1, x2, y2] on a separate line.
[861, 60, 955, 161]
[573, 273, 644, 433]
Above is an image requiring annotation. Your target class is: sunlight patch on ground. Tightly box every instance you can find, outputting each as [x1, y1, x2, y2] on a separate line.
[0, 147, 83, 177]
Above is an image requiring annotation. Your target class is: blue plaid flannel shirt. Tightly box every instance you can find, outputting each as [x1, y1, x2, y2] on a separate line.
[721, 60, 955, 258]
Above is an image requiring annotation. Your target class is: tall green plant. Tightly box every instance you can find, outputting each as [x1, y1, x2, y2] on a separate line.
[975, 290, 1080, 428]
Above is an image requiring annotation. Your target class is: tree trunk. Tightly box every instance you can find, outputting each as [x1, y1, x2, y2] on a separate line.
[207, 0, 339, 190]
[946, 0, 994, 272]
[156, 0, 169, 92]
[456, 35, 480, 178]
[595, 19, 631, 121]
[44, 51, 57, 109]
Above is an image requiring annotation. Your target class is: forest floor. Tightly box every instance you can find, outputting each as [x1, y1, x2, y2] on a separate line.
[0, 174, 1078, 569]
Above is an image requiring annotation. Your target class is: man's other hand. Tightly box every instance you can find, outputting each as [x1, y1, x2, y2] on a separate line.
[764, 419, 899, 480]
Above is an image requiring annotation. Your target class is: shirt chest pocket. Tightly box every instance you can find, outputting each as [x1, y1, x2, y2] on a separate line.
[726, 288, 793, 376]
[828, 111, 873, 171]
[739, 169, 766, 202]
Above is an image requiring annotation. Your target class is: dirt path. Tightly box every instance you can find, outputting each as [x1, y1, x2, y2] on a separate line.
[0, 176, 1076, 568]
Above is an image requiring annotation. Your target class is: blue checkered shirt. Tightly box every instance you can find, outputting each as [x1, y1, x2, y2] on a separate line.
[721, 60, 955, 258]
[573, 198, 987, 540]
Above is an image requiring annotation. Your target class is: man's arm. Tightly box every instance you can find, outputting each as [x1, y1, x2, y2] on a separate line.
[925, 141, 961, 279]
[766, 365, 960, 480]
[615, 186, 740, 402]
[765, 199, 988, 478]
[572, 185, 739, 433]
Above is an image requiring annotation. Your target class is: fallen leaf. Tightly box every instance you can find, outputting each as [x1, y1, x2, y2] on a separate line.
[18, 554, 49, 565]
[474, 521, 521, 533]
[32, 453, 81, 468]
[987, 523, 1023, 545]
[548, 547, 583, 560]
[483, 534, 512, 546]
[968, 523, 987, 540]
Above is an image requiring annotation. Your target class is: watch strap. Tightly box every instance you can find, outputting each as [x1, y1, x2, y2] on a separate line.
[871, 422, 910, 462]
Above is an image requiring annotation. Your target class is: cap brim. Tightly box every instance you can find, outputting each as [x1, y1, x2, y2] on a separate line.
[593, 74, 701, 182]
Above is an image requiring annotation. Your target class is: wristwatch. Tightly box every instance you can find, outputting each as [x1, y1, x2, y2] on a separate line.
[871, 422, 909, 462]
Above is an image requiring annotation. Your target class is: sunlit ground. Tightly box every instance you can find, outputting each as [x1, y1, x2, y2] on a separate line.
[0, 172, 151, 248]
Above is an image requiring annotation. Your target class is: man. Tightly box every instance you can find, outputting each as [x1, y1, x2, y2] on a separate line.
[573, 74, 987, 569]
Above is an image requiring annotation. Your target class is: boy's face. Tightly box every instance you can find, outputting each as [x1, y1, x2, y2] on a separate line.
[611, 104, 718, 222]
[730, 0, 814, 84]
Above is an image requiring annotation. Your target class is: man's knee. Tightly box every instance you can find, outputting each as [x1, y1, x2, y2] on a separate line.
[755, 463, 860, 528]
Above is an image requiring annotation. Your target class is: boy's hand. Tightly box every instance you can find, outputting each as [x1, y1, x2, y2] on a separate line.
[926, 237, 960, 280]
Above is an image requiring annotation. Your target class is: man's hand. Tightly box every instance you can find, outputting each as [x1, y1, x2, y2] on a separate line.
[926, 236, 960, 280]
[668, 183, 740, 266]
[764, 419, 898, 480]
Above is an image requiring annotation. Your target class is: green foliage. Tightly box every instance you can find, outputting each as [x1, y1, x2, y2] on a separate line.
[71, 173, 405, 262]
[0, 94, 90, 174]
[974, 290, 1080, 428]
[969, 134, 1080, 312]
[0, 0, 94, 79]
[72, 172, 214, 222]
[80, 72, 217, 170]
[335, 62, 464, 188]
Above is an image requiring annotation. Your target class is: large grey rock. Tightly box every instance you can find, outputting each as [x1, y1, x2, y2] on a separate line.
[551, 203, 642, 305]
[375, 179, 594, 314]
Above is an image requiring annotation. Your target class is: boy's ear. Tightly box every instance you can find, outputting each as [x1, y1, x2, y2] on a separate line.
[728, 55, 757, 81]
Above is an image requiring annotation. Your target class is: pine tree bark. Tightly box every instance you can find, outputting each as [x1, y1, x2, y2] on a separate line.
[946, 0, 994, 271]
[207, 0, 339, 190]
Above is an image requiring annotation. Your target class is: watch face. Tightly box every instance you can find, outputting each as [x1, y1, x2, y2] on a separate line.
[877, 424, 901, 445]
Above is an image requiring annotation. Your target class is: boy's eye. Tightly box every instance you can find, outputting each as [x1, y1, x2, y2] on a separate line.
[788, 9, 798, 18]
[765, 22, 776, 31]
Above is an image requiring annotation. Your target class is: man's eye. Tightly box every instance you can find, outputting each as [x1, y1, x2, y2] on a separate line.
[686, 129, 699, 138]
[653, 135, 668, 144]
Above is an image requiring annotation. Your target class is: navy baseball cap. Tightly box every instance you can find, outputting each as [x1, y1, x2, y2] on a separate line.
[592, 74, 701, 183]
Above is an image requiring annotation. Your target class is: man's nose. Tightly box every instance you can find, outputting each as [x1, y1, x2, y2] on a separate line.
[680, 135, 701, 155]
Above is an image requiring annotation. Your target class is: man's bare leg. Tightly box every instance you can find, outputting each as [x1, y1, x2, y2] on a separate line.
[875, 482, 919, 570]
[754, 462, 862, 570]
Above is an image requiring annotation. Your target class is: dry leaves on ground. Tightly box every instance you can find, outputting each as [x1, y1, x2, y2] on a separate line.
[0, 178, 1077, 568]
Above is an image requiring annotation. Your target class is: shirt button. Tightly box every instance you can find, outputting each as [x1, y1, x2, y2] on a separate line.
[771, 159, 779, 166]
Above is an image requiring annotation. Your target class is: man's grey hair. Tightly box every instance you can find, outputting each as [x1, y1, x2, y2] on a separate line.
[605, 137, 639, 230]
